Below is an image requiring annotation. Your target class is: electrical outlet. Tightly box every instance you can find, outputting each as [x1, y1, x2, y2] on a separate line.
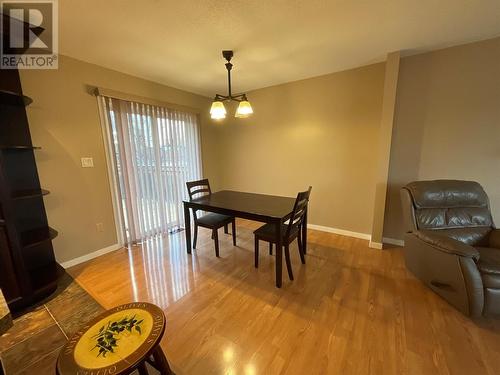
[81, 157, 94, 168]
[96, 222, 104, 232]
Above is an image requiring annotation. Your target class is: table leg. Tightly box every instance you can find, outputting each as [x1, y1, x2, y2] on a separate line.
[275, 219, 283, 288]
[184, 203, 191, 254]
[302, 206, 308, 254]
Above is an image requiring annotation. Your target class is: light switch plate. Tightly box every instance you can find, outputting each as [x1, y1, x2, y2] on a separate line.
[81, 157, 94, 168]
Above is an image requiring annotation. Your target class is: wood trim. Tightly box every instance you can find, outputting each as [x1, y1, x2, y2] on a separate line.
[93, 87, 201, 114]
[308, 223, 405, 248]
[383, 237, 405, 246]
[369, 241, 384, 249]
[59, 230, 404, 270]
[307, 224, 371, 240]
[60, 243, 122, 269]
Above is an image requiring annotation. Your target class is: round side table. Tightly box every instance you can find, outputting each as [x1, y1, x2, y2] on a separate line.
[57, 302, 174, 375]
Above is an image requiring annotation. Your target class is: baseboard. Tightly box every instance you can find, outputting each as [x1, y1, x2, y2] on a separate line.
[307, 224, 405, 248]
[59, 231, 404, 269]
[308, 224, 371, 241]
[382, 237, 405, 247]
[60, 243, 122, 269]
[369, 241, 383, 249]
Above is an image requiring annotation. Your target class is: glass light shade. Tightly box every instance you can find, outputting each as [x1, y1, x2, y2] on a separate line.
[235, 100, 253, 118]
[210, 101, 226, 119]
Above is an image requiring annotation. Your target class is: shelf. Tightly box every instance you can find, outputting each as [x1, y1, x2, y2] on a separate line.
[20, 226, 58, 248]
[30, 263, 59, 296]
[0, 90, 32, 106]
[0, 145, 41, 150]
[1, 66, 58, 312]
[11, 189, 50, 200]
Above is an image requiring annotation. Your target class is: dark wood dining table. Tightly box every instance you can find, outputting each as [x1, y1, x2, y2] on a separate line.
[183, 190, 308, 288]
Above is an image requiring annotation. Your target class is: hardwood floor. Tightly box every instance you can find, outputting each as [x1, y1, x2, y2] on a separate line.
[68, 220, 500, 375]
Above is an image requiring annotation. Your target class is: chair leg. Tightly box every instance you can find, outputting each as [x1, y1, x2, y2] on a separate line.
[193, 224, 199, 249]
[213, 229, 219, 257]
[284, 244, 294, 281]
[297, 229, 302, 251]
[254, 236, 259, 268]
[232, 219, 236, 246]
[298, 240, 306, 264]
[297, 234, 305, 264]
[224, 223, 229, 234]
[269, 242, 273, 255]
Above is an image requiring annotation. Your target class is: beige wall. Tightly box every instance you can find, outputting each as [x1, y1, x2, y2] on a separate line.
[18, 37, 499, 261]
[20, 55, 212, 263]
[206, 63, 386, 235]
[384, 37, 500, 240]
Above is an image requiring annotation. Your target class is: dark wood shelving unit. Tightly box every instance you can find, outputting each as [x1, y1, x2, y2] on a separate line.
[0, 65, 60, 311]
[0, 145, 41, 150]
[12, 188, 50, 200]
[0, 90, 33, 107]
[30, 263, 59, 295]
[20, 226, 58, 248]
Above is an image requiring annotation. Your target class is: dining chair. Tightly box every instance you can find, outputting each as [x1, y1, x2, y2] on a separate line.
[254, 187, 312, 280]
[186, 179, 236, 257]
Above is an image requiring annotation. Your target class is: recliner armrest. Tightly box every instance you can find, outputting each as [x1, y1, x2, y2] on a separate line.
[489, 229, 500, 249]
[414, 230, 480, 260]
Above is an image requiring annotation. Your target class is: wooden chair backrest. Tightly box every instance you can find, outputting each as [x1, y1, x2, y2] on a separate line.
[186, 179, 212, 220]
[284, 186, 312, 240]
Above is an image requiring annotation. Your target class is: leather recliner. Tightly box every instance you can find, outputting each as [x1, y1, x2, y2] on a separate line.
[400, 180, 500, 317]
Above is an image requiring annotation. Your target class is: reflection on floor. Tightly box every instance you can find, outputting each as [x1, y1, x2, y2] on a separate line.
[68, 220, 500, 375]
[0, 273, 104, 374]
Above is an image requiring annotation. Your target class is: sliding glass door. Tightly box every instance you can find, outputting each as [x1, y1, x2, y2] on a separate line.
[99, 96, 202, 244]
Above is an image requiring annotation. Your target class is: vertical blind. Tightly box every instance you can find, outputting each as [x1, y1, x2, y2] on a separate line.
[98, 96, 202, 244]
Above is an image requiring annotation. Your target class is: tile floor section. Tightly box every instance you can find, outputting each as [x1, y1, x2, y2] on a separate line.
[0, 273, 162, 375]
[0, 273, 104, 374]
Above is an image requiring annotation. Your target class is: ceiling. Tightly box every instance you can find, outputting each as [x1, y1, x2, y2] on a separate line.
[59, 0, 500, 97]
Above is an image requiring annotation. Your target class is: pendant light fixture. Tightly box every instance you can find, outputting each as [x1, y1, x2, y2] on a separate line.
[210, 50, 253, 120]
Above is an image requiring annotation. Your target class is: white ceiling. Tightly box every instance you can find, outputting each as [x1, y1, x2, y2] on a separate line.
[59, 0, 500, 97]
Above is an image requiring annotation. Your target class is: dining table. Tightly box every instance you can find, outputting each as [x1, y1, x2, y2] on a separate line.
[183, 190, 308, 288]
